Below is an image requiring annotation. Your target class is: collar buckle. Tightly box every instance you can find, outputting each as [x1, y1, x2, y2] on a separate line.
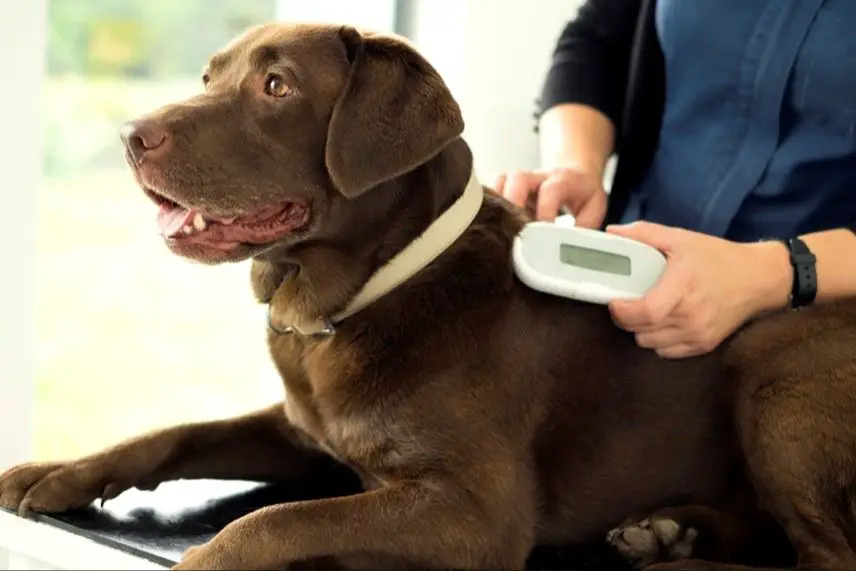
[267, 304, 336, 338]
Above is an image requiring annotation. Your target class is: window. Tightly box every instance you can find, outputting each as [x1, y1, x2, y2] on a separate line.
[12, 0, 569, 466]
[32, 0, 397, 461]
[0, 0, 44, 469]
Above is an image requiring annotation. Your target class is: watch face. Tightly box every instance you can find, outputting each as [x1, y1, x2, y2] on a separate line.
[559, 243, 631, 276]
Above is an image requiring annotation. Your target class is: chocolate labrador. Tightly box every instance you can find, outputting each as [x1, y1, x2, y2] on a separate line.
[2, 22, 856, 571]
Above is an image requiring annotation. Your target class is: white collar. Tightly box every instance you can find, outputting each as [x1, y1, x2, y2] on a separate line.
[268, 169, 484, 337]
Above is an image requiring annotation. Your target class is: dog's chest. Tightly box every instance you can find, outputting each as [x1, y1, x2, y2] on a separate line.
[284, 393, 404, 487]
[273, 343, 408, 484]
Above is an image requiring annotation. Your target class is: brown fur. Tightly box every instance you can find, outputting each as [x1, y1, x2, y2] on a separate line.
[2, 22, 856, 571]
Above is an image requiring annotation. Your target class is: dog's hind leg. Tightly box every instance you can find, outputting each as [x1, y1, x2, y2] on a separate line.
[0, 403, 337, 516]
[736, 388, 856, 569]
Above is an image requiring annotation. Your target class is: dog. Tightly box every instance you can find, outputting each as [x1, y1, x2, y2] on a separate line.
[2, 22, 856, 571]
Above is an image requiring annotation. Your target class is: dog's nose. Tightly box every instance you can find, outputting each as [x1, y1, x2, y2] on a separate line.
[120, 120, 168, 164]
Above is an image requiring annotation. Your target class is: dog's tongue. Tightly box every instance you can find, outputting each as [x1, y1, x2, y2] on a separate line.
[157, 204, 196, 237]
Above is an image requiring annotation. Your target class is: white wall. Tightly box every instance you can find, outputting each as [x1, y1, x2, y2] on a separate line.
[400, 0, 584, 184]
[0, 0, 43, 468]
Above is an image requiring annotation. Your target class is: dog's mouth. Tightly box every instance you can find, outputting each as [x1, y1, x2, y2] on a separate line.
[146, 189, 310, 251]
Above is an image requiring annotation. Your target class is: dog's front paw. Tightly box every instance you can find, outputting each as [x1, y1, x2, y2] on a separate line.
[0, 460, 135, 516]
[606, 516, 698, 569]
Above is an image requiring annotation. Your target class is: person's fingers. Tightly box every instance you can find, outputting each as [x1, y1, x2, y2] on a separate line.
[621, 316, 681, 333]
[572, 190, 607, 229]
[535, 175, 565, 221]
[502, 171, 547, 209]
[634, 327, 687, 350]
[494, 173, 507, 195]
[605, 220, 685, 254]
[609, 268, 684, 330]
[655, 343, 701, 360]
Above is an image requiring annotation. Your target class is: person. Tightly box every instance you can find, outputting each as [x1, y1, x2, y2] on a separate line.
[497, 0, 856, 359]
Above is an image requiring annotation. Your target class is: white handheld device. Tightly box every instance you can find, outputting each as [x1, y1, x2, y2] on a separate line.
[511, 215, 667, 304]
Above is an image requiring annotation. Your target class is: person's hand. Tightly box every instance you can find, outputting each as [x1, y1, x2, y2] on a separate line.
[605, 221, 792, 359]
[495, 167, 607, 228]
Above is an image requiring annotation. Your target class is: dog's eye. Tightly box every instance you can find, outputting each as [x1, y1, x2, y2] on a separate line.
[264, 74, 291, 98]
[202, 73, 210, 86]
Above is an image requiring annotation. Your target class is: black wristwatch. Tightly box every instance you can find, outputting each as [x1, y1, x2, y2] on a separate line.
[779, 237, 817, 310]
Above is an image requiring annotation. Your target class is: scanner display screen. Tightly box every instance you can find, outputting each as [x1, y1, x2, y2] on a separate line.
[559, 243, 631, 276]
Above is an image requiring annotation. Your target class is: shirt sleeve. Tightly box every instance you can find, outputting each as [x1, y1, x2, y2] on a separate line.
[536, 0, 643, 132]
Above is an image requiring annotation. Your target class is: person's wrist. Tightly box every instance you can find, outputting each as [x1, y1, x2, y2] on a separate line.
[539, 141, 607, 181]
[537, 104, 614, 178]
[545, 158, 604, 181]
[741, 241, 793, 317]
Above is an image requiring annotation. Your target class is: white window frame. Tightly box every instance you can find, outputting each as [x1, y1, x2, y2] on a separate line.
[0, 0, 41, 472]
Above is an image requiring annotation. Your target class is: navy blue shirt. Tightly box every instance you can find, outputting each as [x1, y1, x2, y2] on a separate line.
[624, 0, 856, 241]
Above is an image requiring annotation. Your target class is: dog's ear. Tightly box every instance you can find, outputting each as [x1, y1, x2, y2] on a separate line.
[325, 26, 465, 198]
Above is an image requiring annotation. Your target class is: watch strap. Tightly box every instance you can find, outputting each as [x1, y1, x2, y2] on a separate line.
[779, 237, 817, 310]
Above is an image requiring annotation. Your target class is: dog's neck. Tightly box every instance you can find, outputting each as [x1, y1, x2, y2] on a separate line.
[259, 141, 483, 337]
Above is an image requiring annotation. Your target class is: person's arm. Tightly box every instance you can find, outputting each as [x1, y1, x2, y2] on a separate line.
[538, 104, 615, 175]
[536, 0, 642, 174]
[748, 226, 856, 315]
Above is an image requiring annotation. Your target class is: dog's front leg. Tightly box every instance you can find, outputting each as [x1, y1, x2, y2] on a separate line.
[173, 480, 530, 571]
[0, 404, 327, 515]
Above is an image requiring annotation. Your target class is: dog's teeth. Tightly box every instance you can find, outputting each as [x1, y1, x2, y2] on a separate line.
[192, 212, 207, 231]
[182, 225, 193, 235]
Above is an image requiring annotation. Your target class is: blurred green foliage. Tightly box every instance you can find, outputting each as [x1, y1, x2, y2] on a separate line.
[44, 0, 277, 177]
[37, 0, 281, 461]
[48, 0, 277, 78]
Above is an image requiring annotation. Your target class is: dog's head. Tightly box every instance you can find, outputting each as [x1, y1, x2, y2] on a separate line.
[120, 22, 464, 264]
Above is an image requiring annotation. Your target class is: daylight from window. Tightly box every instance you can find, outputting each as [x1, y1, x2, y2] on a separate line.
[36, 0, 282, 460]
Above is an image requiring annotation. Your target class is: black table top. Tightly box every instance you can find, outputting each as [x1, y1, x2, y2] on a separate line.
[2, 476, 631, 570]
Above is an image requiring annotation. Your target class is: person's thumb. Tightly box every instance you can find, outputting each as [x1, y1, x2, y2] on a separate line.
[572, 191, 607, 229]
[609, 264, 684, 328]
[494, 173, 508, 195]
[605, 220, 683, 254]
[534, 173, 570, 222]
[502, 171, 548, 210]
